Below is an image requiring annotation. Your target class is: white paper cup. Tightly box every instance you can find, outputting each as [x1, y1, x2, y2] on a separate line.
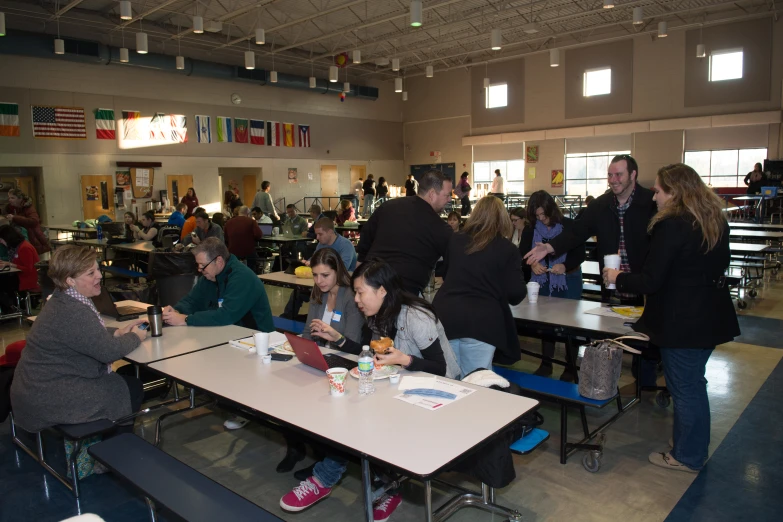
[526, 282, 540, 304]
[272, 227, 279, 236]
[254, 332, 270, 356]
[262, 355, 272, 364]
[604, 254, 621, 289]
[389, 374, 400, 385]
[326, 368, 348, 396]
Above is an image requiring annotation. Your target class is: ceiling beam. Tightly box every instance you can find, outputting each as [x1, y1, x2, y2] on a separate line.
[169, 0, 278, 39]
[48, 0, 85, 21]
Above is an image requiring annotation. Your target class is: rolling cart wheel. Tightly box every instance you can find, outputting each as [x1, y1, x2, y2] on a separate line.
[749, 289, 758, 298]
[582, 451, 601, 473]
[737, 300, 748, 310]
[655, 391, 671, 408]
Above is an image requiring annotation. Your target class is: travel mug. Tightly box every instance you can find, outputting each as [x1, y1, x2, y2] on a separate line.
[147, 305, 163, 337]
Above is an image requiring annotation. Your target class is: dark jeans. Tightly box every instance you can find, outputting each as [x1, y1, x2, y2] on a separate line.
[660, 347, 714, 470]
[116, 373, 144, 435]
[460, 196, 471, 216]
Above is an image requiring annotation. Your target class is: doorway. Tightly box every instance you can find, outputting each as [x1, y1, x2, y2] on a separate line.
[218, 168, 262, 211]
[167, 175, 193, 208]
[350, 165, 366, 190]
[80, 175, 114, 220]
[320, 165, 338, 207]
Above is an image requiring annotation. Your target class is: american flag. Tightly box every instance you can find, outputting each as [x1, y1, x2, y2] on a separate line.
[31, 106, 86, 139]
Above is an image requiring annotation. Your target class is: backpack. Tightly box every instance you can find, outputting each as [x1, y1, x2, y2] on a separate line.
[155, 225, 182, 248]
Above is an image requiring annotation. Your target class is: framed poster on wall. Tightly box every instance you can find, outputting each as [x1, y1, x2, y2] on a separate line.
[526, 146, 539, 163]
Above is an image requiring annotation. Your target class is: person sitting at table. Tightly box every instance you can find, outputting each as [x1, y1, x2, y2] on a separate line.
[179, 187, 199, 217]
[167, 202, 187, 228]
[279, 258, 459, 516]
[10, 245, 147, 435]
[446, 211, 462, 232]
[179, 206, 203, 240]
[0, 224, 40, 314]
[162, 237, 274, 431]
[0, 217, 29, 260]
[520, 191, 585, 379]
[252, 207, 273, 224]
[122, 212, 139, 242]
[224, 206, 262, 270]
[211, 212, 226, 230]
[335, 199, 356, 226]
[306, 205, 326, 240]
[603, 163, 739, 473]
[283, 204, 309, 236]
[433, 197, 525, 377]
[129, 211, 158, 242]
[5, 188, 50, 255]
[278, 247, 364, 476]
[181, 210, 223, 246]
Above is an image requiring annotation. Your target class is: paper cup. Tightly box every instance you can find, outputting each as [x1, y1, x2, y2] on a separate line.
[326, 368, 348, 396]
[526, 282, 540, 304]
[254, 332, 270, 356]
[604, 254, 621, 289]
[262, 355, 272, 365]
[389, 374, 400, 385]
[272, 227, 279, 236]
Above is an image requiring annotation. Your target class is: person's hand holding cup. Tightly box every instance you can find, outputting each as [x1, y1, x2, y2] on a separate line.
[603, 254, 622, 289]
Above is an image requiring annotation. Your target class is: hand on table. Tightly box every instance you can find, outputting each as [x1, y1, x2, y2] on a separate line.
[531, 263, 548, 275]
[602, 267, 622, 286]
[310, 319, 340, 342]
[550, 263, 566, 275]
[524, 243, 554, 265]
[162, 305, 188, 326]
[114, 318, 148, 341]
[374, 347, 413, 368]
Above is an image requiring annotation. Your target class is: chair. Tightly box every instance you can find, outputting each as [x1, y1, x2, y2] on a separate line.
[155, 225, 182, 248]
[156, 275, 197, 307]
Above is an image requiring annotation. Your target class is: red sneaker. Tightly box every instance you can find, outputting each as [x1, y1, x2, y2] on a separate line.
[373, 493, 402, 522]
[279, 477, 332, 512]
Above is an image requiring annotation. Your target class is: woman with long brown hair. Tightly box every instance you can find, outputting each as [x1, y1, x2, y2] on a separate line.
[604, 163, 739, 473]
[433, 196, 526, 376]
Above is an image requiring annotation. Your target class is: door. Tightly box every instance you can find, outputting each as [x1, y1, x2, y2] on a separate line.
[167, 175, 194, 207]
[15, 177, 35, 204]
[81, 175, 114, 220]
[350, 165, 366, 190]
[242, 174, 258, 208]
[320, 165, 338, 206]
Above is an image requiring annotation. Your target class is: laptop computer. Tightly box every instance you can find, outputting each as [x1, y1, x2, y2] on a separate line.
[91, 286, 148, 321]
[284, 333, 358, 372]
[281, 222, 294, 238]
[259, 223, 273, 236]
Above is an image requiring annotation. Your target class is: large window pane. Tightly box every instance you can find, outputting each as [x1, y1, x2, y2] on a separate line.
[506, 181, 525, 194]
[486, 84, 508, 109]
[567, 180, 586, 198]
[507, 160, 525, 181]
[490, 161, 507, 179]
[711, 150, 739, 182]
[586, 179, 609, 198]
[738, 148, 768, 178]
[684, 151, 712, 180]
[710, 176, 739, 188]
[586, 155, 608, 181]
[710, 50, 743, 82]
[474, 162, 491, 182]
[566, 157, 586, 180]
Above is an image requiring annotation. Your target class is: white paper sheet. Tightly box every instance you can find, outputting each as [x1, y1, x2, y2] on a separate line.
[394, 377, 476, 411]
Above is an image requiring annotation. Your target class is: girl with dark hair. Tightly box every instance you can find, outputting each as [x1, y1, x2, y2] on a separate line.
[520, 191, 585, 379]
[509, 207, 526, 250]
[376, 176, 389, 206]
[446, 211, 461, 232]
[0, 224, 40, 312]
[123, 211, 139, 242]
[130, 211, 158, 241]
[454, 171, 472, 216]
[180, 187, 199, 217]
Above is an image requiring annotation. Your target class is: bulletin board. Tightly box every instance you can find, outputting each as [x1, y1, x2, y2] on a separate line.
[410, 163, 456, 186]
[131, 167, 154, 198]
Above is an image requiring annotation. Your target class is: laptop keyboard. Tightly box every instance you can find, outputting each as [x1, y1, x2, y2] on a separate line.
[323, 354, 358, 371]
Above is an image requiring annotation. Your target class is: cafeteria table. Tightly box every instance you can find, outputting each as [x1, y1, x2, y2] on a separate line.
[729, 222, 783, 231]
[728, 229, 783, 242]
[45, 224, 98, 243]
[258, 271, 314, 291]
[150, 344, 536, 522]
[259, 235, 314, 271]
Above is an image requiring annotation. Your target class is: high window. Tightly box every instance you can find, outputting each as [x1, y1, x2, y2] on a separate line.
[683, 148, 767, 187]
[583, 68, 611, 97]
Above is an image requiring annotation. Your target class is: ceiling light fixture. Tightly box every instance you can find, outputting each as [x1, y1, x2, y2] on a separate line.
[270, 70, 278, 83]
[394, 77, 402, 93]
[352, 49, 361, 64]
[54, 13, 63, 54]
[603, 0, 614, 9]
[244, 50, 255, 69]
[119, 1, 132, 20]
[491, 28, 502, 50]
[136, 19, 147, 54]
[550, 48, 560, 67]
[633, 7, 643, 25]
[696, 44, 706, 58]
[402, 91, 408, 101]
[120, 27, 128, 62]
[176, 29, 184, 69]
[310, 61, 316, 88]
[392, 58, 400, 71]
[193, 15, 203, 34]
[658, 21, 668, 37]
[410, 1, 422, 27]
[426, 65, 433, 78]
[344, 81, 350, 92]
[255, 28, 265, 44]
[0, 12, 5, 36]
[329, 65, 338, 82]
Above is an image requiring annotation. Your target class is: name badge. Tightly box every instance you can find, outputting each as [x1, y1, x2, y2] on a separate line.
[332, 311, 342, 323]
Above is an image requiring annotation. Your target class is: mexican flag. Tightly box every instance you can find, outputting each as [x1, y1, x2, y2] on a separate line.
[0, 102, 20, 137]
[95, 108, 116, 139]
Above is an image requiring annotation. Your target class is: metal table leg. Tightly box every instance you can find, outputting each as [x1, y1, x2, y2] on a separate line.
[361, 457, 374, 522]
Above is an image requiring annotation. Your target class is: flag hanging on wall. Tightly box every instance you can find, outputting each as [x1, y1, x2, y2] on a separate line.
[195, 115, 211, 143]
[32, 106, 86, 139]
[298, 124, 310, 148]
[267, 121, 280, 146]
[122, 110, 141, 140]
[170, 114, 188, 143]
[0, 103, 20, 137]
[216, 117, 233, 143]
[250, 119, 265, 145]
[95, 108, 115, 140]
[235, 118, 248, 143]
[149, 112, 167, 141]
[283, 123, 295, 147]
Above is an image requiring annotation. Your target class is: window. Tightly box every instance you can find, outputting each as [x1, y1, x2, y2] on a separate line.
[683, 148, 767, 187]
[583, 68, 611, 97]
[472, 160, 524, 195]
[709, 49, 743, 82]
[565, 151, 631, 197]
[485, 83, 508, 109]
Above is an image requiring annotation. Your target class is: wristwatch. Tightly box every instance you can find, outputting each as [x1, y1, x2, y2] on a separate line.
[333, 335, 345, 347]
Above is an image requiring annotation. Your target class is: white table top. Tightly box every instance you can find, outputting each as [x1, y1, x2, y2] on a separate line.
[729, 242, 771, 253]
[729, 222, 783, 230]
[149, 344, 538, 477]
[581, 260, 599, 276]
[259, 271, 314, 288]
[46, 224, 98, 234]
[729, 229, 783, 238]
[259, 236, 313, 243]
[511, 296, 635, 337]
[112, 241, 157, 253]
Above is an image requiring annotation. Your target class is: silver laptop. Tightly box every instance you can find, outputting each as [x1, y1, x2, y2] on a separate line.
[91, 286, 147, 321]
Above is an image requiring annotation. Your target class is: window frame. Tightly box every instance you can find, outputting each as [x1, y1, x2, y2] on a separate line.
[564, 150, 631, 198]
[485, 83, 508, 109]
[583, 67, 612, 97]
[683, 147, 767, 188]
[472, 159, 524, 194]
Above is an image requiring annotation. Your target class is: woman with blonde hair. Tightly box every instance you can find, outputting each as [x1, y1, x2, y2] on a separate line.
[604, 163, 739, 473]
[433, 196, 526, 376]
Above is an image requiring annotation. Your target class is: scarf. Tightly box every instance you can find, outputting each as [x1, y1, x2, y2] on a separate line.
[531, 220, 567, 293]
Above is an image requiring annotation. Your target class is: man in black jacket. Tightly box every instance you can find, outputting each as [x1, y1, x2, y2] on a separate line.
[525, 154, 656, 305]
[357, 170, 452, 294]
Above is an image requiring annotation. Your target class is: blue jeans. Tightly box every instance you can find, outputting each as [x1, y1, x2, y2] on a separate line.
[449, 338, 495, 377]
[313, 456, 348, 488]
[363, 195, 374, 216]
[660, 347, 714, 470]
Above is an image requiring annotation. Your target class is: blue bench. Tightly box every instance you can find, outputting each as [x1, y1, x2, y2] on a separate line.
[272, 316, 305, 335]
[89, 433, 282, 522]
[101, 265, 146, 280]
[510, 428, 550, 455]
[493, 366, 620, 472]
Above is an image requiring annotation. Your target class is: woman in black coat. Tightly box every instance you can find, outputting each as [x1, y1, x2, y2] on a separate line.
[604, 163, 740, 474]
[433, 196, 526, 376]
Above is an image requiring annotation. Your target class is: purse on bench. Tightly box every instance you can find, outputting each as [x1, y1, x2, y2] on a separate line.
[578, 334, 648, 400]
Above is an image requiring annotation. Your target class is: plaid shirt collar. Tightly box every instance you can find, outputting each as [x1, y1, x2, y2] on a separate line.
[614, 185, 636, 212]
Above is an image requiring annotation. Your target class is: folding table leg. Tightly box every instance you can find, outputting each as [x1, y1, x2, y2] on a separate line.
[560, 403, 568, 464]
[361, 457, 373, 522]
[424, 480, 433, 522]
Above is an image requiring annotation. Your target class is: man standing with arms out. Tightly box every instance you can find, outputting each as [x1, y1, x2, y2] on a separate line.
[358, 170, 453, 294]
[224, 206, 263, 270]
[405, 173, 419, 196]
[490, 169, 505, 202]
[163, 238, 274, 430]
[252, 181, 280, 223]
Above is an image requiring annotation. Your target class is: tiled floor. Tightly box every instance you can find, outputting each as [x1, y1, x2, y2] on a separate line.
[1, 273, 782, 522]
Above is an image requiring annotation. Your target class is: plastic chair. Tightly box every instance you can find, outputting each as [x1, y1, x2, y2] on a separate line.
[156, 275, 197, 307]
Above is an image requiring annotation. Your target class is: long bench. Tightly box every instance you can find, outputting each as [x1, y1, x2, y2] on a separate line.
[492, 366, 621, 473]
[89, 433, 282, 522]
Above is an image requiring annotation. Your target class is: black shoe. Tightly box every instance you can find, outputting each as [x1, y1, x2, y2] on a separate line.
[533, 363, 553, 377]
[559, 369, 576, 383]
[294, 463, 316, 481]
[277, 446, 305, 473]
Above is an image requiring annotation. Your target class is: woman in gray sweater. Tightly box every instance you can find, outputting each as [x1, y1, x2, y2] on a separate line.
[11, 246, 147, 433]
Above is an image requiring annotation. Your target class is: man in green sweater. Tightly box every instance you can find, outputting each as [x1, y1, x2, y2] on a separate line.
[162, 237, 274, 332]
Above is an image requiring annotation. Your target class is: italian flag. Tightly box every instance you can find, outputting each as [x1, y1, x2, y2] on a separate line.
[0, 103, 19, 137]
[95, 108, 116, 139]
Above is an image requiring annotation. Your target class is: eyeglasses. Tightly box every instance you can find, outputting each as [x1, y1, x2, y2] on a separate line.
[197, 257, 218, 272]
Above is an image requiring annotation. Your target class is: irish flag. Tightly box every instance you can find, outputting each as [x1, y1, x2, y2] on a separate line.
[95, 108, 115, 139]
[0, 103, 20, 137]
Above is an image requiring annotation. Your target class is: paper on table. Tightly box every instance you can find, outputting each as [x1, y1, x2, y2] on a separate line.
[394, 377, 476, 411]
[229, 332, 287, 351]
[584, 305, 639, 321]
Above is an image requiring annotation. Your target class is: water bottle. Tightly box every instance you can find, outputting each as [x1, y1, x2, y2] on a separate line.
[96, 224, 103, 241]
[358, 345, 375, 395]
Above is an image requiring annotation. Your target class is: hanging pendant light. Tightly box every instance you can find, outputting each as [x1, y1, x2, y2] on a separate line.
[490, 28, 502, 50]
[119, 1, 132, 20]
[309, 76, 316, 88]
[176, 55, 185, 70]
[193, 15, 204, 34]
[603, 0, 614, 9]
[426, 65, 433, 78]
[402, 91, 408, 101]
[483, 77, 490, 89]
[136, 31, 148, 54]
[329, 66, 338, 82]
[410, 1, 422, 27]
[0, 12, 5, 37]
[120, 47, 129, 62]
[658, 21, 668, 38]
[550, 48, 560, 67]
[696, 44, 706, 58]
[394, 77, 403, 93]
[633, 7, 643, 25]
[255, 28, 265, 44]
[270, 70, 278, 83]
[343, 81, 350, 92]
[244, 50, 255, 69]
[54, 38, 65, 54]
[392, 58, 400, 71]
[352, 50, 361, 64]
